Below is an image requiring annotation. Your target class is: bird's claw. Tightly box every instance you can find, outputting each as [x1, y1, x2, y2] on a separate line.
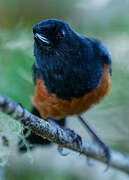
[94, 139, 111, 171]
[85, 155, 93, 166]
[65, 128, 83, 153]
[102, 145, 111, 172]
[57, 146, 70, 156]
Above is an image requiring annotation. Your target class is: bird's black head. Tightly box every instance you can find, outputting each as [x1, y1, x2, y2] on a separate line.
[33, 19, 77, 55]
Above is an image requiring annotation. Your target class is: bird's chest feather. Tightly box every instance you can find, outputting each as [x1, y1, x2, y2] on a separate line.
[32, 65, 111, 120]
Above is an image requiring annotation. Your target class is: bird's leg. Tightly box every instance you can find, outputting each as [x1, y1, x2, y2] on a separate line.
[78, 115, 110, 170]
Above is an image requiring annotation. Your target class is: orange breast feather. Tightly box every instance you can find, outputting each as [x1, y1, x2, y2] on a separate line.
[32, 65, 111, 120]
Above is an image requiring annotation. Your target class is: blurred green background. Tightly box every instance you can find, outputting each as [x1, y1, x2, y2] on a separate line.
[0, 0, 129, 179]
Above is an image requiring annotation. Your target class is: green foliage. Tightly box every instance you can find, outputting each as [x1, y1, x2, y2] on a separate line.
[6, 169, 79, 180]
[0, 30, 34, 110]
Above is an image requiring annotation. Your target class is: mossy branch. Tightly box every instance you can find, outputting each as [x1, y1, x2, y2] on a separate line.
[0, 94, 129, 174]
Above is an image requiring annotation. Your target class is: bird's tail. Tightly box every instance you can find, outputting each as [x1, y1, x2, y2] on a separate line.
[18, 107, 66, 152]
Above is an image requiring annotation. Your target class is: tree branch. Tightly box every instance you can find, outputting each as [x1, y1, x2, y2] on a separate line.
[0, 94, 129, 174]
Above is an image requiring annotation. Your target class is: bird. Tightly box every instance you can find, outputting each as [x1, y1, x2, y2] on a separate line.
[19, 19, 112, 166]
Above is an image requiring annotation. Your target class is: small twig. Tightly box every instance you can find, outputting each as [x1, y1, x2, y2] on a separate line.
[0, 94, 129, 174]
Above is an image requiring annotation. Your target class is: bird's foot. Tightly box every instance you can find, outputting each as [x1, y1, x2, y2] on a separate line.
[93, 134, 111, 171]
[46, 118, 83, 156]
[78, 115, 111, 170]
[46, 118, 70, 156]
[64, 127, 83, 153]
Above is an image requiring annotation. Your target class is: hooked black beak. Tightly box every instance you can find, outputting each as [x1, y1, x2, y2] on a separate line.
[34, 33, 50, 45]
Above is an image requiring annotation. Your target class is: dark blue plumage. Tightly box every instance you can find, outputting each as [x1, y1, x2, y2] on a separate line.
[33, 19, 111, 100]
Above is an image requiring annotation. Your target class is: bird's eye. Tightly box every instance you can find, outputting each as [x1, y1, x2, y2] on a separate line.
[58, 29, 65, 38]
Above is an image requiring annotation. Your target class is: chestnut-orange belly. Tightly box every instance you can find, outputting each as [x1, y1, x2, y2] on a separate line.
[32, 65, 111, 120]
